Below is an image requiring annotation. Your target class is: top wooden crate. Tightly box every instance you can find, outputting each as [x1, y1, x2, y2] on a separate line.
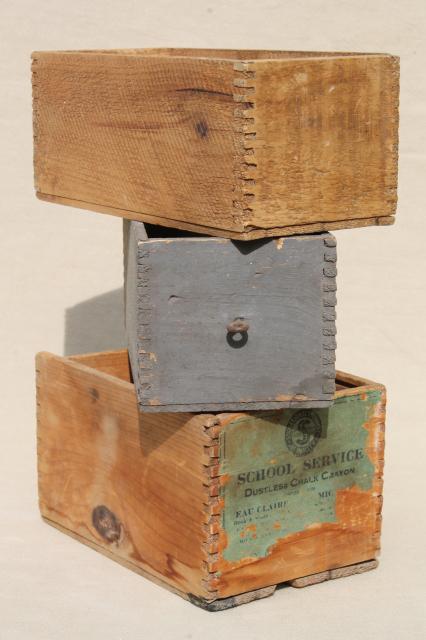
[32, 48, 399, 240]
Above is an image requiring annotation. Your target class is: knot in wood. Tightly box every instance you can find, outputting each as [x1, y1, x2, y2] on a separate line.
[92, 505, 122, 543]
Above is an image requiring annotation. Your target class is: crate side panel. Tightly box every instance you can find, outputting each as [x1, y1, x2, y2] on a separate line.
[131, 233, 335, 410]
[248, 55, 399, 229]
[212, 387, 385, 597]
[68, 349, 132, 382]
[36, 352, 210, 598]
[33, 53, 239, 232]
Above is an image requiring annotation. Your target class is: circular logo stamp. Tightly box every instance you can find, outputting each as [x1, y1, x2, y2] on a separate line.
[285, 410, 322, 457]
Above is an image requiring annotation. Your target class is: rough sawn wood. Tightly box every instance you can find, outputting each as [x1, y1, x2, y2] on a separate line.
[32, 48, 399, 238]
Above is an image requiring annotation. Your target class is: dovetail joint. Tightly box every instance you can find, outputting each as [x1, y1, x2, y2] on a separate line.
[322, 234, 337, 394]
[135, 249, 155, 401]
[201, 418, 223, 597]
[232, 62, 256, 229]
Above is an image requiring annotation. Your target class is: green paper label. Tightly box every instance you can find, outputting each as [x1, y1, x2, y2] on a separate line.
[220, 391, 379, 562]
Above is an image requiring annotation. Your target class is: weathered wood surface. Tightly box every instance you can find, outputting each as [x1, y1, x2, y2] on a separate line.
[207, 378, 385, 598]
[194, 558, 378, 609]
[125, 222, 337, 411]
[289, 559, 378, 588]
[36, 351, 212, 600]
[33, 49, 399, 239]
[248, 55, 398, 230]
[36, 350, 385, 606]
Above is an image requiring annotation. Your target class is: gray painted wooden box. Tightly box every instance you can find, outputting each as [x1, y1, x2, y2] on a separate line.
[124, 221, 337, 412]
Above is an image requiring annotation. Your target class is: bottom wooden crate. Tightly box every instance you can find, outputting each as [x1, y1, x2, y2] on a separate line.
[36, 350, 385, 610]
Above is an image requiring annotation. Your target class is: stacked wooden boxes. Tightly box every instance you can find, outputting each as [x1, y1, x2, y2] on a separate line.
[33, 49, 398, 610]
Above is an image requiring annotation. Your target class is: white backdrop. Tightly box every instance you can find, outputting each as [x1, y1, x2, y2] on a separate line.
[1, 1, 425, 638]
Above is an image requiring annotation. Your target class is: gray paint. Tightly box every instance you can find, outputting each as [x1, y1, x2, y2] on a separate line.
[125, 222, 337, 412]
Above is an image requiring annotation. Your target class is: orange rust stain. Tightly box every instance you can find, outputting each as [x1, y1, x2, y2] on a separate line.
[239, 523, 257, 538]
[273, 522, 281, 530]
[217, 528, 229, 553]
[214, 484, 380, 596]
[363, 390, 386, 468]
[335, 486, 375, 526]
[213, 391, 385, 599]
[219, 473, 231, 487]
[216, 413, 247, 429]
[216, 497, 225, 510]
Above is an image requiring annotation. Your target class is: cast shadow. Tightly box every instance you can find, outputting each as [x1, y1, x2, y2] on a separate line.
[64, 287, 183, 453]
[63, 286, 203, 454]
[64, 287, 126, 355]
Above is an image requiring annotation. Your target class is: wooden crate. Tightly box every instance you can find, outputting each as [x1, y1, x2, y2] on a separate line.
[32, 48, 399, 240]
[36, 350, 385, 610]
[124, 221, 337, 412]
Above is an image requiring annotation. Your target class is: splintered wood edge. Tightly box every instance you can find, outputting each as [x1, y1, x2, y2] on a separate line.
[36, 192, 395, 240]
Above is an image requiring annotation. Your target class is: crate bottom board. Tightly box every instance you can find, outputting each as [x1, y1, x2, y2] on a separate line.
[43, 515, 378, 611]
[37, 192, 395, 240]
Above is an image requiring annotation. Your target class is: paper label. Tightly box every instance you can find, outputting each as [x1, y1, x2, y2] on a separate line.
[220, 391, 379, 562]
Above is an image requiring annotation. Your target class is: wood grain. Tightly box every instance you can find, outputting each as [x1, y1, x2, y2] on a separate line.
[289, 558, 378, 588]
[37, 350, 385, 604]
[125, 222, 336, 411]
[33, 49, 399, 238]
[36, 351, 213, 599]
[36, 192, 395, 238]
[32, 51, 239, 232]
[246, 55, 399, 228]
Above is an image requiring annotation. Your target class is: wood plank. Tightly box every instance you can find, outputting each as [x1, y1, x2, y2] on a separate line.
[248, 55, 399, 229]
[289, 559, 378, 588]
[32, 51, 239, 232]
[36, 351, 213, 599]
[68, 350, 132, 382]
[36, 192, 395, 238]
